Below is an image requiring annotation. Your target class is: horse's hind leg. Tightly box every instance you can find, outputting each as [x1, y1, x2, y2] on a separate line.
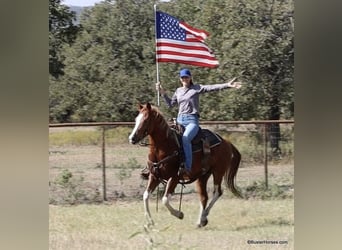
[197, 174, 223, 227]
[204, 183, 223, 215]
[162, 177, 184, 219]
[196, 174, 210, 227]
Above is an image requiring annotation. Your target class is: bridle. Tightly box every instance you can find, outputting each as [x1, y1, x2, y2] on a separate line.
[147, 150, 179, 169]
[146, 127, 181, 180]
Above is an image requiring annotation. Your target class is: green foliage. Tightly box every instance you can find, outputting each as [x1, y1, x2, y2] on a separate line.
[241, 180, 294, 200]
[50, 124, 293, 165]
[50, 169, 101, 204]
[49, 0, 294, 123]
[52, 0, 156, 122]
[49, 0, 79, 78]
[49, 127, 132, 146]
[49, 129, 101, 146]
[224, 132, 265, 164]
[56, 168, 73, 185]
[114, 158, 143, 186]
[105, 127, 133, 144]
[221, 124, 294, 165]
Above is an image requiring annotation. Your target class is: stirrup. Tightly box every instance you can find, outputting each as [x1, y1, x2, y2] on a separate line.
[201, 166, 210, 175]
[178, 167, 191, 180]
[178, 163, 184, 176]
[140, 166, 150, 180]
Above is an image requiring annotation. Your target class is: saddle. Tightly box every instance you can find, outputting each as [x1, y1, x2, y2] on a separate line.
[140, 123, 222, 180]
[170, 123, 222, 155]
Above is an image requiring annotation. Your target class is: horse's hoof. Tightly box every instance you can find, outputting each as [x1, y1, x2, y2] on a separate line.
[197, 219, 208, 227]
[144, 220, 154, 229]
[178, 211, 184, 220]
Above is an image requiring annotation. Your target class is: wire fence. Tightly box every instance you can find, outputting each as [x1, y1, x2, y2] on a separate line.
[49, 120, 294, 204]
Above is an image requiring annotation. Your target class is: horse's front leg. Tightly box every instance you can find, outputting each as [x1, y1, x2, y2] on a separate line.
[143, 176, 160, 227]
[162, 177, 184, 219]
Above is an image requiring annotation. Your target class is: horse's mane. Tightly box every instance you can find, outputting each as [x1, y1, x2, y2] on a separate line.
[151, 106, 167, 122]
[150, 105, 162, 115]
[149, 105, 171, 134]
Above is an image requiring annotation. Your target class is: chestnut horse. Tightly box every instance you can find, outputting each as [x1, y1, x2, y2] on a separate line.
[129, 103, 242, 227]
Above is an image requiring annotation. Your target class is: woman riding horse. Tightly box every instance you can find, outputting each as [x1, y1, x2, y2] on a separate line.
[129, 103, 242, 227]
[156, 68, 241, 179]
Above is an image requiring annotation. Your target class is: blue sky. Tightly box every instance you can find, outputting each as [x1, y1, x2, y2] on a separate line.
[62, 0, 103, 6]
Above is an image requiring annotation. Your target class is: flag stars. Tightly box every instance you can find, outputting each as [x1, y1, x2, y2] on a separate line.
[159, 12, 185, 40]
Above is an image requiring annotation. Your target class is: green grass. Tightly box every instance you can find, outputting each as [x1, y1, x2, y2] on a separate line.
[49, 127, 132, 146]
[49, 127, 294, 249]
[49, 198, 294, 250]
[49, 130, 101, 146]
[49, 125, 294, 165]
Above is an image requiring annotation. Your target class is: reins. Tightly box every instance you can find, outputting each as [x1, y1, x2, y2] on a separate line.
[138, 113, 191, 215]
[147, 150, 179, 170]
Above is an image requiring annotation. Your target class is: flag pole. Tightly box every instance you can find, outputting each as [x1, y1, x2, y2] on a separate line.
[154, 4, 160, 106]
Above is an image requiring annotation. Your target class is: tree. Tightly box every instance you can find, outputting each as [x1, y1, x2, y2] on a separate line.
[219, 0, 294, 156]
[52, 0, 157, 122]
[154, 0, 293, 122]
[49, 0, 79, 79]
[49, 0, 294, 126]
[160, 0, 293, 157]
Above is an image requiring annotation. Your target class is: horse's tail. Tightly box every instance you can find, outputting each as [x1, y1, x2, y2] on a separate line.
[225, 143, 243, 198]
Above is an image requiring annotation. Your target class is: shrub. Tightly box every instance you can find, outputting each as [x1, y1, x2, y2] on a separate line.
[50, 169, 101, 205]
[240, 180, 294, 200]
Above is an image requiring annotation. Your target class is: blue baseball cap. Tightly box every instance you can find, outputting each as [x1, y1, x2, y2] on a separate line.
[179, 68, 191, 77]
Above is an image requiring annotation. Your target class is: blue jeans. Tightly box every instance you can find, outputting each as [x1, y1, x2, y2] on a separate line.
[177, 114, 199, 171]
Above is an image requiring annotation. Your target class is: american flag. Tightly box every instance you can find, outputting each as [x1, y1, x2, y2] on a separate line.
[155, 11, 219, 68]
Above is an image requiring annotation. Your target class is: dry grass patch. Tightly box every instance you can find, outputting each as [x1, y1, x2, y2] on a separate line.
[50, 198, 293, 250]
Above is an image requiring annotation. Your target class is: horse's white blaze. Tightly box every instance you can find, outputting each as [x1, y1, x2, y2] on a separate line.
[128, 113, 143, 143]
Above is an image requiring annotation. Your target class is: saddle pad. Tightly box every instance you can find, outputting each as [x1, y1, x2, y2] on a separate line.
[192, 129, 222, 153]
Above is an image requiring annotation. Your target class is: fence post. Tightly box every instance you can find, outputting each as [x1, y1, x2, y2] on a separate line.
[264, 123, 269, 189]
[102, 126, 107, 201]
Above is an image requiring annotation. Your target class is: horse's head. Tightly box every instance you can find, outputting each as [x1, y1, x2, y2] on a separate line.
[128, 103, 154, 144]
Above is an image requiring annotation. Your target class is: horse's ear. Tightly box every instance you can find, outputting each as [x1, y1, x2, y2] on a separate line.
[137, 103, 143, 110]
[146, 102, 152, 110]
